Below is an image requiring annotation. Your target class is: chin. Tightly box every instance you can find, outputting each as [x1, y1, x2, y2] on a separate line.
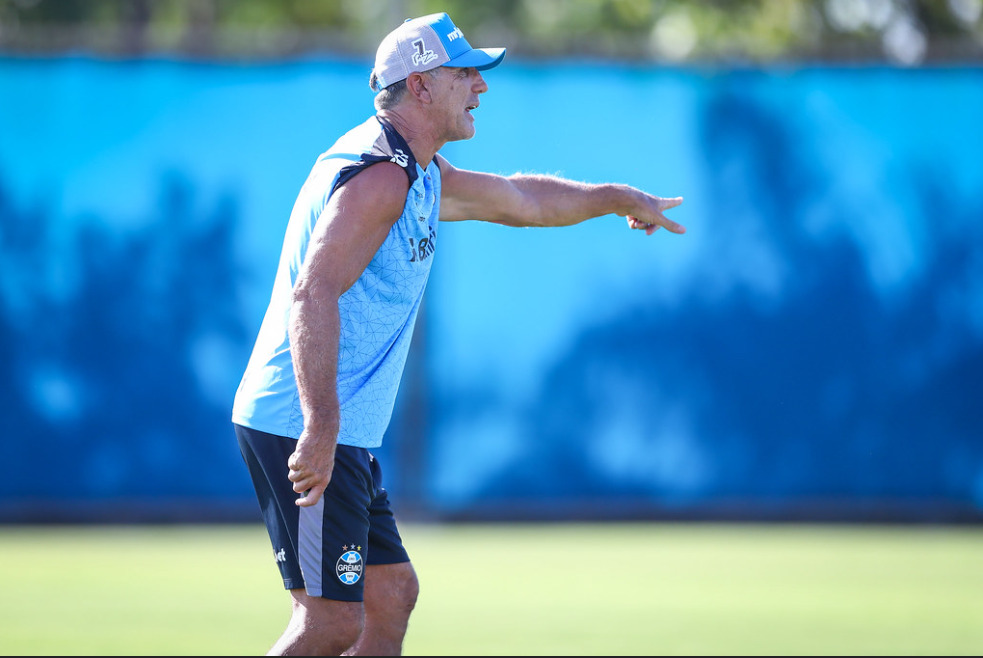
[449, 128, 476, 142]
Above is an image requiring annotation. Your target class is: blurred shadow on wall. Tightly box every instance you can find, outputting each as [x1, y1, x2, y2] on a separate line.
[461, 78, 983, 523]
[0, 171, 256, 521]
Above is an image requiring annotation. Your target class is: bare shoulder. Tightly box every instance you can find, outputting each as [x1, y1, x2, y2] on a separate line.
[301, 160, 413, 295]
[310, 160, 411, 249]
[333, 160, 411, 219]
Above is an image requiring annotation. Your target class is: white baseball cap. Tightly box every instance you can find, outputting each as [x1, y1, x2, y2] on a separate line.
[370, 12, 506, 91]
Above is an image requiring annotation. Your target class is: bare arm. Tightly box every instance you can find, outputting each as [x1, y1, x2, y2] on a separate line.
[436, 154, 685, 235]
[286, 162, 409, 507]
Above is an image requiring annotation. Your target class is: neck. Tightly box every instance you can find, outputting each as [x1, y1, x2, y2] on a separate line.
[377, 109, 444, 168]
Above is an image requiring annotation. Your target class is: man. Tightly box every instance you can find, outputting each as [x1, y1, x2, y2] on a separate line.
[232, 11, 685, 656]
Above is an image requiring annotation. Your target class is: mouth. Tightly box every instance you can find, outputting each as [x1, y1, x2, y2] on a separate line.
[465, 103, 479, 113]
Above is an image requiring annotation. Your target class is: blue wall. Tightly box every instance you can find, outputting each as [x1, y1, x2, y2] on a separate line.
[1, 57, 981, 522]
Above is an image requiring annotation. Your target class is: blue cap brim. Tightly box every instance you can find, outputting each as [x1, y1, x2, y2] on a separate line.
[444, 47, 506, 71]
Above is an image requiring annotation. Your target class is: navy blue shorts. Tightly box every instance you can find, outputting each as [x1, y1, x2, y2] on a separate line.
[234, 423, 410, 602]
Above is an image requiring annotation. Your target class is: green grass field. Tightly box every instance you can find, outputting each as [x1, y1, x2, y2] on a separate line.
[0, 522, 980, 655]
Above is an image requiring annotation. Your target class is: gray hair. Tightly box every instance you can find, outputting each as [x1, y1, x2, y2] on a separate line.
[370, 69, 438, 111]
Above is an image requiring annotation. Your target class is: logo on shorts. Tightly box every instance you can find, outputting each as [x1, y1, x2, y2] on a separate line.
[336, 549, 363, 585]
[274, 547, 287, 563]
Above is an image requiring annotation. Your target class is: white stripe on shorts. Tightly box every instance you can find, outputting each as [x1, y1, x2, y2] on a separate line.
[298, 496, 325, 596]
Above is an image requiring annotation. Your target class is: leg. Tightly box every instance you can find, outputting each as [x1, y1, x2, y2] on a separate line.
[344, 562, 420, 656]
[235, 429, 378, 656]
[269, 588, 364, 656]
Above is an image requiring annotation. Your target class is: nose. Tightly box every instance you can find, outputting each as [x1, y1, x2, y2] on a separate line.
[473, 70, 488, 94]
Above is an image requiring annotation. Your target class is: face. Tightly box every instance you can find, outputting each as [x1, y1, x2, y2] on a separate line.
[428, 66, 488, 142]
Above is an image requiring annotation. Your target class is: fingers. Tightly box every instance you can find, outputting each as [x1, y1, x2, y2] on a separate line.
[286, 459, 307, 487]
[629, 216, 661, 235]
[661, 196, 684, 210]
[657, 214, 686, 234]
[296, 483, 327, 507]
[653, 196, 685, 234]
[290, 472, 319, 493]
[288, 465, 328, 496]
[286, 452, 302, 476]
[287, 453, 330, 503]
[286, 434, 336, 508]
[627, 214, 685, 235]
[289, 462, 328, 506]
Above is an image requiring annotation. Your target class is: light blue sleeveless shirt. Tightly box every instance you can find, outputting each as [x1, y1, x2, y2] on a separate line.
[232, 116, 440, 448]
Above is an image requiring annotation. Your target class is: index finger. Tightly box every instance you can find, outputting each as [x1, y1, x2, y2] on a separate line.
[657, 213, 686, 234]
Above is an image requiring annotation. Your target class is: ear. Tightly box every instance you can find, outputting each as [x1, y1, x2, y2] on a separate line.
[405, 71, 435, 104]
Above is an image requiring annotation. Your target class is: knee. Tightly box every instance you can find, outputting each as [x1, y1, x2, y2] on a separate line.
[369, 562, 419, 616]
[396, 566, 420, 613]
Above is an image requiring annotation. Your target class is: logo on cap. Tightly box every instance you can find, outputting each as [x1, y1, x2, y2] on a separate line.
[411, 39, 438, 67]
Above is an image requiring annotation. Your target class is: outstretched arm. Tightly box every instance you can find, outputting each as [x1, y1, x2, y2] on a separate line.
[436, 154, 685, 236]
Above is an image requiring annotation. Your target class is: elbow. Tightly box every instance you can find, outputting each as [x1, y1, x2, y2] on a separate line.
[290, 282, 315, 318]
[289, 279, 339, 327]
[292, 270, 345, 307]
[288, 288, 310, 339]
[291, 282, 315, 308]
